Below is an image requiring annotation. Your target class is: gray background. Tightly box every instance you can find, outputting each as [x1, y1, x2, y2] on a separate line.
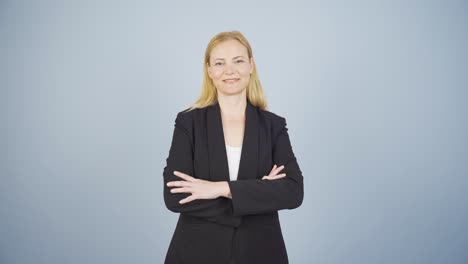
[1, 0, 467, 263]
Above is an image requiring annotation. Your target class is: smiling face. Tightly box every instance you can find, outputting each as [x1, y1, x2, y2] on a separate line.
[207, 39, 254, 97]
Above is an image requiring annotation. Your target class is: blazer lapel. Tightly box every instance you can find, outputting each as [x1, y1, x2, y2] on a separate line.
[238, 101, 259, 180]
[206, 100, 259, 182]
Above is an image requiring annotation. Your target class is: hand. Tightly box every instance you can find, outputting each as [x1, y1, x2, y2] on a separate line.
[262, 164, 286, 180]
[167, 171, 231, 204]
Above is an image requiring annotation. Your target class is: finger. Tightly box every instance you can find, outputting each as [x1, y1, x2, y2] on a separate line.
[179, 195, 197, 204]
[264, 176, 285, 181]
[263, 173, 286, 180]
[167, 181, 191, 187]
[173, 171, 196, 182]
[272, 165, 285, 175]
[170, 187, 191, 194]
[270, 174, 287, 180]
[269, 164, 277, 174]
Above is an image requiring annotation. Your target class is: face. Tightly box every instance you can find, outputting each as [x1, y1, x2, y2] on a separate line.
[207, 39, 254, 97]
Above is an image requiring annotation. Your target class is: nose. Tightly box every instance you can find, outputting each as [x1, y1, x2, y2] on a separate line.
[224, 63, 236, 75]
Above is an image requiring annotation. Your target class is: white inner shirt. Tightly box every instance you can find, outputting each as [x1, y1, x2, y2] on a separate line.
[225, 144, 242, 181]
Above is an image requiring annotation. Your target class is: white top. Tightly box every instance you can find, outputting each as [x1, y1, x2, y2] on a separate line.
[225, 144, 242, 181]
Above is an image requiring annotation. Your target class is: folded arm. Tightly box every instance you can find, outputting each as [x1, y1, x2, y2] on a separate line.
[227, 117, 304, 216]
[163, 112, 240, 227]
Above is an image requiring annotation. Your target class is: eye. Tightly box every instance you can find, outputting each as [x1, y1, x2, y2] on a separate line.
[214, 62, 224, 66]
[236, 60, 244, 63]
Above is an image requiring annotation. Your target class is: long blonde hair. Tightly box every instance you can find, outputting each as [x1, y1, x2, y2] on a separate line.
[188, 31, 268, 111]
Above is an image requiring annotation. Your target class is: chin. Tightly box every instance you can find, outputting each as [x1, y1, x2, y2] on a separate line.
[218, 87, 246, 96]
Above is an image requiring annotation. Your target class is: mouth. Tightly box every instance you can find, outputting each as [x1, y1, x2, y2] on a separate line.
[223, 78, 240, 83]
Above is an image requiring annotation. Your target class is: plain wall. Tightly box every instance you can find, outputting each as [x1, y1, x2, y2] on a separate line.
[1, 1, 467, 263]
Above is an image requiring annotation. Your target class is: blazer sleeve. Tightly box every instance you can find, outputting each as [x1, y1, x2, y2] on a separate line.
[227, 116, 304, 216]
[163, 112, 241, 227]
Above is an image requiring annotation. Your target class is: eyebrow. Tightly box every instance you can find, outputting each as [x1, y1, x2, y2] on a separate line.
[213, 56, 245, 61]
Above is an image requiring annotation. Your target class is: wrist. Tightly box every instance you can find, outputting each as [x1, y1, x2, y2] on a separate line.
[218, 181, 232, 199]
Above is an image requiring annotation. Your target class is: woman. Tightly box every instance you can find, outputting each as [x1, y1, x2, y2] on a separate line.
[163, 31, 304, 264]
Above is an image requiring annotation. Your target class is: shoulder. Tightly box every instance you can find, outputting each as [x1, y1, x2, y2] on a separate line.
[173, 104, 288, 135]
[172, 107, 197, 136]
[173, 106, 209, 134]
[259, 108, 286, 124]
[175, 107, 195, 123]
[174, 105, 208, 122]
[258, 108, 287, 129]
[257, 108, 288, 140]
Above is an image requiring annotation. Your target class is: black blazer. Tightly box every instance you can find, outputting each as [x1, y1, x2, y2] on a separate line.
[163, 100, 304, 264]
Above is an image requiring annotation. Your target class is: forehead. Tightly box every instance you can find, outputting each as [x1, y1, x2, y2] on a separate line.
[210, 39, 248, 60]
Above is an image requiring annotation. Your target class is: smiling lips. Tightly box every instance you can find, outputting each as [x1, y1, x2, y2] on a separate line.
[223, 78, 240, 83]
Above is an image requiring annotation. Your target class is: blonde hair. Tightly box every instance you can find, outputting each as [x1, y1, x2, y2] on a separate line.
[187, 30, 268, 111]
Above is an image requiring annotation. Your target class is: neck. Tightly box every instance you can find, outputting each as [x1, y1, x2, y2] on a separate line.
[218, 96, 247, 121]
